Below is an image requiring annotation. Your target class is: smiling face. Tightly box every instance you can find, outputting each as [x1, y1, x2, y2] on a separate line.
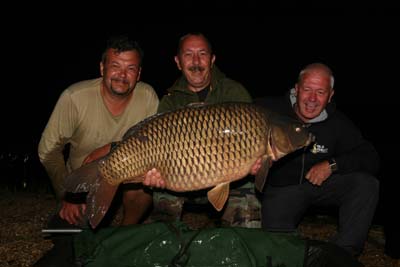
[174, 34, 216, 92]
[100, 48, 142, 97]
[294, 68, 334, 122]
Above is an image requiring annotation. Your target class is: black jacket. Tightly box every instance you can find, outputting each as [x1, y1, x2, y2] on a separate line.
[255, 91, 380, 186]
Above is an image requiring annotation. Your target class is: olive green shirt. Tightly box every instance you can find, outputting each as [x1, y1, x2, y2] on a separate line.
[158, 66, 252, 113]
[38, 78, 159, 198]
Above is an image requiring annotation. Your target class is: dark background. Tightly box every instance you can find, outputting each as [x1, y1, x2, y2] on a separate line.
[1, 10, 398, 224]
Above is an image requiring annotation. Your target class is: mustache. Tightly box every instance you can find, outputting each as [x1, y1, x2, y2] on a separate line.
[111, 78, 129, 84]
[188, 65, 205, 72]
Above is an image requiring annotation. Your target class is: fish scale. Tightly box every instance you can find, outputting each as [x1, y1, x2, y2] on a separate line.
[99, 103, 267, 191]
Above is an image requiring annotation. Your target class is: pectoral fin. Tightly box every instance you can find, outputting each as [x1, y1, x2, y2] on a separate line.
[207, 182, 230, 211]
[254, 158, 272, 192]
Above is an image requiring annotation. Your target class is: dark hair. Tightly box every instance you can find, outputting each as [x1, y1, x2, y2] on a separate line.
[101, 35, 144, 66]
[177, 32, 213, 55]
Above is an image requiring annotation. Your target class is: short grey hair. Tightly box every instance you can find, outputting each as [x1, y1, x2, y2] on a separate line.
[298, 63, 335, 89]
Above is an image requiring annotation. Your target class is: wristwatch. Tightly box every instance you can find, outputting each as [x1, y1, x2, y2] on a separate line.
[328, 158, 338, 173]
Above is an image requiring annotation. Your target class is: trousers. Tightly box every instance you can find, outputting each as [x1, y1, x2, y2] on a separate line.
[151, 177, 262, 228]
[262, 172, 379, 255]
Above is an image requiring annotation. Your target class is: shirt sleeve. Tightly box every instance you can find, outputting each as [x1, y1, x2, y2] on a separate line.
[146, 87, 160, 116]
[38, 90, 78, 199]
[333, 112, 380, 175]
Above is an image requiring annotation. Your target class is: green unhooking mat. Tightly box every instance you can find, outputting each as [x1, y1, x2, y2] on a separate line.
[73, 222, 362, 267]
[74, 222, 306, 267]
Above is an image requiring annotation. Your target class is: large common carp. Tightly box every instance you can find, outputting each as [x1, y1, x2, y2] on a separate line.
[65, 102, 314, 228]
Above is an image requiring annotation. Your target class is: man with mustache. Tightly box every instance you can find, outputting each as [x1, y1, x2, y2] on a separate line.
[148, 32, 262, 228]
[38, 35, 159, 228]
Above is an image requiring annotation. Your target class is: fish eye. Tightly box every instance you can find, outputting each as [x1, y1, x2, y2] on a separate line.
[295, 127, 301, 132]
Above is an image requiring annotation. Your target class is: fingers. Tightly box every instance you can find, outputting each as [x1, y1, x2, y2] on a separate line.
[59, 202, 86, 225]
[305, 171, 323, 186]
[59, 208, 76, 225]
[143, 168, 166, 189]
[306, 162, 332, 186]
[250, 158, 262, 175]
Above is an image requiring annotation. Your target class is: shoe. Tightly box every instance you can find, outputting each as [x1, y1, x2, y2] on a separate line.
[305, 240, 363, 267]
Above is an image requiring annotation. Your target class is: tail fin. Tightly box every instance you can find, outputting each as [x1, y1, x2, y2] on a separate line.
[64, 159, 118, 229]
[64, 160, 101, 193]
[86, 176, 118, 228]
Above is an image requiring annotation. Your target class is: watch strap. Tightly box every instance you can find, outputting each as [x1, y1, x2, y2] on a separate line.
[328, 158, 338, 172]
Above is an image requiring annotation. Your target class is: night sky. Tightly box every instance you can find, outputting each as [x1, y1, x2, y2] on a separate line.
[2, 11, 398, 222]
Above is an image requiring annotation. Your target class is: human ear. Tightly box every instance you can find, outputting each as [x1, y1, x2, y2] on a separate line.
[328, 89, 335, 103]
[174, 56, 182, 70]
[100, 62, 104, 77]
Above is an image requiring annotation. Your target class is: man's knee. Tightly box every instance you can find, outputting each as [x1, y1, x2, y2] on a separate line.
[150, 192, 184, 222]
[123, 188, 152, 206]
[351, 172, 379, 200]
[122, 189, 153, 224]
[261, 213, 298, 232]
[222, 194, 261, 228]
[261, 186, 306, 231]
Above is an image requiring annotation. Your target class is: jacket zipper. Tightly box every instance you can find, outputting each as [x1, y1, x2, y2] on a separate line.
[299, 148, 306, 184]
[299, 123, 311, 184]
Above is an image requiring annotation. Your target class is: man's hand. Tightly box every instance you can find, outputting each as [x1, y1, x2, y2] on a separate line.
[305, 160, 332, 186]
[59, 200, 86, 225]
[143, 168, 166, 189]
[250, 158, 263, 175]
[82, 143, 112, 165]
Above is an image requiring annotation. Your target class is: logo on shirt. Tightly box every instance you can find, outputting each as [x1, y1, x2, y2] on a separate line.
[310, 143, 328, 154]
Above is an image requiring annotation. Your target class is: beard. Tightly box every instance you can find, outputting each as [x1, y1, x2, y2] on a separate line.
[109, 78, 133, 97]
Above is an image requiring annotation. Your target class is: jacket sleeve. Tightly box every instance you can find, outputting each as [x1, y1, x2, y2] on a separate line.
[157, 94, 176, 113]
[220, 79, 252, 103]
[333, 112, 380, 176]
[38, 90, 78, 199]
